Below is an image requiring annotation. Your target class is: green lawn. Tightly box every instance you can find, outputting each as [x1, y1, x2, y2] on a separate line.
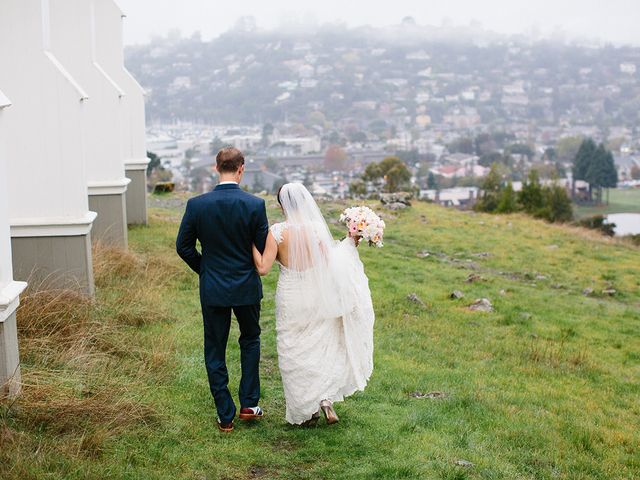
[2, 195, 639, 479]
[574, 187, 640, 219]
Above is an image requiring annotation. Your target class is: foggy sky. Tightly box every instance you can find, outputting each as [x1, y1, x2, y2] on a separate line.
[115, 0, 640, 46]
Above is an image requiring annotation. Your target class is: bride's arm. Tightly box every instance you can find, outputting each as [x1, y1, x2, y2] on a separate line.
[252, 232, 278, 276]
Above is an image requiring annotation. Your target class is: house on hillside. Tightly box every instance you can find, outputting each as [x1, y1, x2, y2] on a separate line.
[614, 154, 639, 181]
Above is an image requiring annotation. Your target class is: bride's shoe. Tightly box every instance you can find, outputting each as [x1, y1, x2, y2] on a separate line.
[320, 400, 339, 425]
[300, 411, 320, 427]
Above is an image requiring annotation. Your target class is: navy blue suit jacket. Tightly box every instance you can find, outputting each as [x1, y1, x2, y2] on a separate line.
[176, 183, 269, 307]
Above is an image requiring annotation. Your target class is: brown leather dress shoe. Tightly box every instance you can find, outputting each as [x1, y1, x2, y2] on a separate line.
[217, 419, 234, 433]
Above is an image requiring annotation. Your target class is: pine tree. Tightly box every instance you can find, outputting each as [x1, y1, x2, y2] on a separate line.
[539, 184, 573, 223]
[497, 182, 517, 213]
[427, 172, 438, 190]
[586, 144, 618, 204]
[573, 138, 597, 200]
[518, 169, 544, 214]
[475, 163, 502, 212]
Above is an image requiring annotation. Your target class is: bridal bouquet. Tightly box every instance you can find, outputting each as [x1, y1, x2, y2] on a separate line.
[339, 206, 385, 247]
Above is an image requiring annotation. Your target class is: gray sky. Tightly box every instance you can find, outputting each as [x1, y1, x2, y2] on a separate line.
[115, 0, 640, 46]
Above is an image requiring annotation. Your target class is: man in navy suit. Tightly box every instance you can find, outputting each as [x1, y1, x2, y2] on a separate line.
[176, 147, 269, 432]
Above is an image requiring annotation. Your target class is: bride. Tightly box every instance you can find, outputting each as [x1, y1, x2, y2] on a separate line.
[252, 183, 375, 426]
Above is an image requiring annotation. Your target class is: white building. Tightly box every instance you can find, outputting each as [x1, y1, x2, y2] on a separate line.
[0, 0, 97, 294]
[94, 0, 149, 225]
[0, 91, 27, 398]
[49, 0, 130, 247]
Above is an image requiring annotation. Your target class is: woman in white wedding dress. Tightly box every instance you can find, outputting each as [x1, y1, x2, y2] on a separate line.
[252, 183, 375, 426]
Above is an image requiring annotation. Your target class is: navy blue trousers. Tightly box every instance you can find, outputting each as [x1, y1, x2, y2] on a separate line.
[202, 304, 261, 424]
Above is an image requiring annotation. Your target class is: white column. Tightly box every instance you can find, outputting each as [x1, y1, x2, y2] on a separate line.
[0, 91, 27, 398]
[49, 0, 130, 247]
[0, 0, 97, 294]
[95, 0, 149, 225]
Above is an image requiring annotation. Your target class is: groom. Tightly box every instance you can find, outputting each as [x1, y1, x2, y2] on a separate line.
[176, 147, 269, 432]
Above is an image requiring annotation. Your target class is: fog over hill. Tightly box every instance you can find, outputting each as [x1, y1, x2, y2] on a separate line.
[125, 21, 640, 129]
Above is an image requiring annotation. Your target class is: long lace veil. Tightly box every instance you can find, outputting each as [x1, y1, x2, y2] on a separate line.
[278, 183, 357, 320]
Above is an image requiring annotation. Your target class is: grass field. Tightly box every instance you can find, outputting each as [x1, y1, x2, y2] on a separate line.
[1, 194, 639, 479]
[574, 187, 640, 219]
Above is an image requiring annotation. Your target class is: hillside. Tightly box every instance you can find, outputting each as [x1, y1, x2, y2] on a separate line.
[1, 195, 639, 479]
[125, 26, 640, 127]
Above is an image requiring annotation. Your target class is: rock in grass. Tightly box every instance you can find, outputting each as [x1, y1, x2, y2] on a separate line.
[465, 273, 484, 283]
[406, 293, 426, 307]
[385, 202, 408, 211]
[380, 192, 412, 206]
[410, 391, 448, 399]
[468, 298, 493, 312]
[602, 288, 616, 296]
[582, 287, 594, 296]
[450, 290, 464, 299]
[455, 460, 474, 468]
[416, 250, 431, 258]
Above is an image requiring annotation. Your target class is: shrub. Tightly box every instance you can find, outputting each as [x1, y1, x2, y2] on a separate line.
[574, 215, 616, 237]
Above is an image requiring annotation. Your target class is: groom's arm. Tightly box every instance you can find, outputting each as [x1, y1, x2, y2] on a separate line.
[176, 199, 202, 274]
[253, 200, 269, 254]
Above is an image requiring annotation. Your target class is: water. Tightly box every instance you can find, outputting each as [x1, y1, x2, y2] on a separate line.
[605, 213, 640, 236]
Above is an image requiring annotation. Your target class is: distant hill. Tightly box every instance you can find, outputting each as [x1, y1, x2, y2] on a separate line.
[125, 23, 640, 129]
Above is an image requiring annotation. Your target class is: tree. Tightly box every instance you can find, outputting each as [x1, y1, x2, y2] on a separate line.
[448, 136, 474, 154]
[385, 163, 412, 193]
[474, 133, 496, 156]
[263, 157, 279, 172]
[544, 147, 556, 161]
[497, 182, 518, 213]
[507, 143, 534, 160]
[572, 138, 597, 200]
[349, 180, 367, 197]
[538, 184, 573, 223]
[209, 136, 227, 155]
[251, 174, 265, 193]
[474, 163, 502, 212]
[362, 156, 412, 193]
[362, 162, 384, 183]
[427, 172, 438, 190]
[518, 170, 545, 214]
[146, 151, 161, 177]
[585, 145, 618, 204]
[261, 123, 274, 147]
[478, 151, 504, 167]
[324, 145, 348, 171]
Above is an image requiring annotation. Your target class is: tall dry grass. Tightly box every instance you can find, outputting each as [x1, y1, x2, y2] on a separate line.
[1, 241, 179, 467]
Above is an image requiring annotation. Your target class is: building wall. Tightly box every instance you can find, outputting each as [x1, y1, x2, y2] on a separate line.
[95, 0, 148, 165]
[88, 193, 128, 247]
[0, 0, 91, 222]
[0, 0, 96, 294]
[11, 235, 94, 295]
[0, 91, 26, 398]
[94, 0, 149, 225]
[124, 168, 149, 225]
[49, 0, 127, 186]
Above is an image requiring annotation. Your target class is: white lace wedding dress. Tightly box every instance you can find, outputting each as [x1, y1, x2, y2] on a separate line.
[271, 221, 375, 425]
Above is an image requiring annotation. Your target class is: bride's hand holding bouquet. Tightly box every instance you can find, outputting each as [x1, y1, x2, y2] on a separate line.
[339, 206, 385, 248]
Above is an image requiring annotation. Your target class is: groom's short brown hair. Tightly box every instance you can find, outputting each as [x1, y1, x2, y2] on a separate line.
[216, 147, 245, 173]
